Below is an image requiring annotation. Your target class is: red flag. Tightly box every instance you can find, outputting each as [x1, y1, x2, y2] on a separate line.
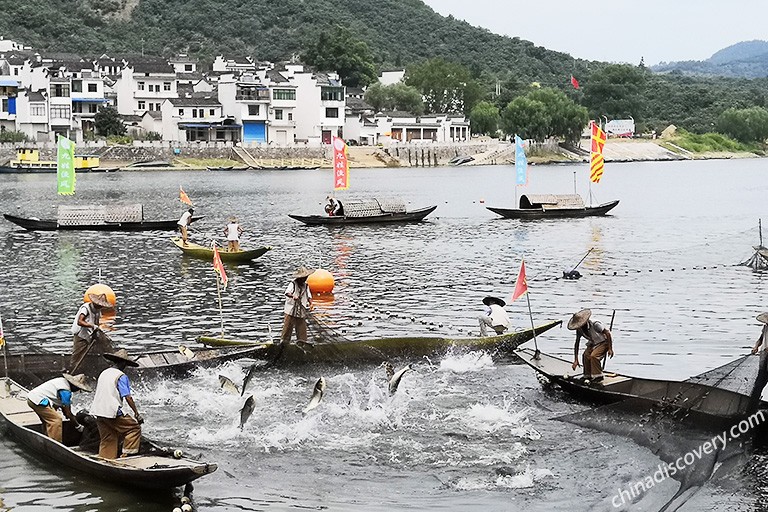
[332, 136, 349, 190]
[511, 260, 528, 302]
[179, 185, 193, 206]
[212, 243, 228, 290]
[570, 75, 580, 89]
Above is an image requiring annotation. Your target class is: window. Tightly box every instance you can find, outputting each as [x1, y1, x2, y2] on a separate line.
[155, 103, 161, 111]
[148, 103, 155, 111]
[209, 109, 215, 116]
[248, 104, 259, 116]
[185, 64, 193, 72]
[325, 107, 339, 118]
[13, 68, 18, 76]
[321, 87, 343, 101]
[30, 105, 45, 117]
[88, 83, 98, 93]
[138, 81, 145, 91]
[72, 102, 83, 114]
[89, 104, 98, 114]
[179, 109, 184, 116]
[1, 99, 7, 112]
[273, 89, 296, 101]
[164, 82, 171, 91]
[138, 100, 146, 110]
[72, 80, 83, 93]
[274, 109, 283, 120]
[288, 112, 293, 121]
[50, 106, 71, 119]
[50, 84, 70, 97]
[192, 109, 198, 118]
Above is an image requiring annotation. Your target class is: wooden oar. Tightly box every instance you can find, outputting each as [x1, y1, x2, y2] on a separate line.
[71, 329, 113, 374]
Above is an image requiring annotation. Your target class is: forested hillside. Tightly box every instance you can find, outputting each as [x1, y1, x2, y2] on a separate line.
[653, 40, 768, 78]
[0, 0, 589, 82]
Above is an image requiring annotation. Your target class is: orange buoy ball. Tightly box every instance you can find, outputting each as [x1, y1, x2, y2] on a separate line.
[83, 283, 117, 308]
[307, 269, 335, 294]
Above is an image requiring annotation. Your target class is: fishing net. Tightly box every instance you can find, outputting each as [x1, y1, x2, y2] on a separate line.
[740, 246, 768, 271]
[554, 354, 763, 511]
[306, 313, 353, 345]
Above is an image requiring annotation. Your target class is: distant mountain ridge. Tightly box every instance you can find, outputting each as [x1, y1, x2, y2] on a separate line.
[653, 40, 768, 78]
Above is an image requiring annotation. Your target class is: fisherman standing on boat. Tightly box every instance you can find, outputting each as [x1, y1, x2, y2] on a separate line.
[223, 216, 244, 252]
[177, 207, 194, 245]
[748, 312, 768, 413]
[478, 296, 511, 336]
[568, 309, 613, 383]
[70, 293, 112, 369]
[26, 373, 92, 443]
[90, 349, 143, 459]
[281, 266, 314, 345]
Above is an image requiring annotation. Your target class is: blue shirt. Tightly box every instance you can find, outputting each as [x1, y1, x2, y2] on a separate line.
[116, 375, 131, 416]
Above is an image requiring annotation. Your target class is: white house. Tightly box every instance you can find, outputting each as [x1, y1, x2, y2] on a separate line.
[115, 59, 177, 116]
[284, 66, 345, 145]
[14, 89, 47, 140]
[378, 69, 406, 86]
[374, 112, 470, 143]
[160, 95, 239, 142]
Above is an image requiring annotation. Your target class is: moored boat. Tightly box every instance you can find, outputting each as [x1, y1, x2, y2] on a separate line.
[171, 237, 272, 262]
[4, 211, 203, 232]
[516, 347, 758, 427]
[198, 320, 562, 365]
[290, 198, 437, 226]
[0, 378, 217, 489]
[486, 194, 619, 220]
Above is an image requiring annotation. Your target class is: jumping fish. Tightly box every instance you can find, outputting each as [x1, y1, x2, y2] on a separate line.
[302, 377, 326, 415]
[239, 395, 255, 430]
[388, 364, 412, 395]
[178, 344, 195, 360]
[218, 375, 240, 395]
[241, 363, 258, 397]
[382, 361, 395, 382]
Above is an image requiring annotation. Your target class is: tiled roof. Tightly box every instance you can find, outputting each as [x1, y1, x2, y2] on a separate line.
[169, 96, 221, 106]
[266, 69, 289, 83]
[27, 90, 46, 102]
[131, 60, 175, 74]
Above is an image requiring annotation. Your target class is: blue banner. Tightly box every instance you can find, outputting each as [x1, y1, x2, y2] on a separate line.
[515, 135, 527, 186]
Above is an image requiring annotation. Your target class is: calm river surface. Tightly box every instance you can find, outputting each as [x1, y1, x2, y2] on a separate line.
[0, 159, 767, 511]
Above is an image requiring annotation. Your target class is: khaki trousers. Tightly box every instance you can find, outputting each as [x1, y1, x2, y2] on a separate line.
[96, 415, 142, 459]
[281, 314, 308, 343]
[70, 334, 113, 369]
[178, 225, 189, 243]
[583, 342, 608, 379]
[28, 400, 63, 443]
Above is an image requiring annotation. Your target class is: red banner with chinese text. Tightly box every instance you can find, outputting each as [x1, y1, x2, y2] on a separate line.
[332, 136, 349, 190]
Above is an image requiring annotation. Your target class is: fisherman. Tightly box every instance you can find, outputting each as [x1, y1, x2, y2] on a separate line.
[324, 196, 344, 217]
[90, 349, 144, 459]
[70, 293, 112, 369]
[477, 296, 511, 336]
[26, 373, 92, 443]
[177, 207, 194, 245]
[281, 266, 314, 345]
[568, 309, 613, 383]
[749, 312, 768, 413]
[223, 216, 244, 252]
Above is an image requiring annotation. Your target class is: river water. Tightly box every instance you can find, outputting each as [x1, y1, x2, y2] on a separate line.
[0, 159, 766, 511]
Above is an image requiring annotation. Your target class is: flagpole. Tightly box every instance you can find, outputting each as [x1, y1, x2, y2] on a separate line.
[0, 314, 10, 394]
[525, 292, 539, 359]
[212, 241, 225, 337]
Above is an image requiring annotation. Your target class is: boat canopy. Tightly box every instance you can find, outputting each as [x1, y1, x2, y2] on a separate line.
[519, 194, 585, 210]
[58, 204, 144, 225]
[343, 198, 407, 218]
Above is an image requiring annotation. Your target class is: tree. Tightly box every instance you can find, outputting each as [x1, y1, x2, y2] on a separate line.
[716, 106, 768, 142]
[469, 101, 500, 135]
[94, 106, 126, 137]
[500, 87, 588, 142]
[582, 64, 647, 119]
[364, 82, 424, 114]
[302, 26, 378, 88]
[405, 58, 482, 115]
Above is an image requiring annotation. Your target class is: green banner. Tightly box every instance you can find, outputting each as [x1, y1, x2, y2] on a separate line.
[56, 136, 75, 195]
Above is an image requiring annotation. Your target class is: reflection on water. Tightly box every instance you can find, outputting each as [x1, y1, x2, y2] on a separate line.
[0, 160, 767, 510]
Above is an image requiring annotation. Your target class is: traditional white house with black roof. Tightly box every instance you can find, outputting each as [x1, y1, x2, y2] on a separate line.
[115, 59, 177, 116]
[374, 112, 471, 143]
[15, 89, 48, 141]
[281, 65, 345, 145]
[160, 95, 239, 142]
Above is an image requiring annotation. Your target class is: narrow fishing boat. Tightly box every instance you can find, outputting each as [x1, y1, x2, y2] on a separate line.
[0, 378, 217, 489]
[198, 320, 562, 364]
[487, 194, 619, 219]
[5, 344, 269, 387]
[4, 204, 202, 232]
[171, 237, 272, 262]
[516, 347, 757, 427]
[289, 198, 437, 226]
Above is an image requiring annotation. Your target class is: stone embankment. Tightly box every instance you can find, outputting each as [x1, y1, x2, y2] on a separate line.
[0, 138, 758, 169]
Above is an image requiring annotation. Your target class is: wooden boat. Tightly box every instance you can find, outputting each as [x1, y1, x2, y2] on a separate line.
[197, 320, 562, 365]
[0, 378, 217, 489]
[171, 237, 272, 262]
[516, 347, 756, 427]
[206, 165, 250, 171]
[3, 213, 203, 232]
[0, 164, 103, 174]
[5, 344, 269, 387]
[487, 194, 619, 220]
[290, 198, 437, 226]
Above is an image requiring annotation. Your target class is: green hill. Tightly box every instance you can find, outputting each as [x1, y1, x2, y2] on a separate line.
[0, 0, 589, 83]
[653, 40, 768, 78]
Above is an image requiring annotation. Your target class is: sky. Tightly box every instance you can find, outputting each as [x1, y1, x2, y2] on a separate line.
[421, 0, 768, 65]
